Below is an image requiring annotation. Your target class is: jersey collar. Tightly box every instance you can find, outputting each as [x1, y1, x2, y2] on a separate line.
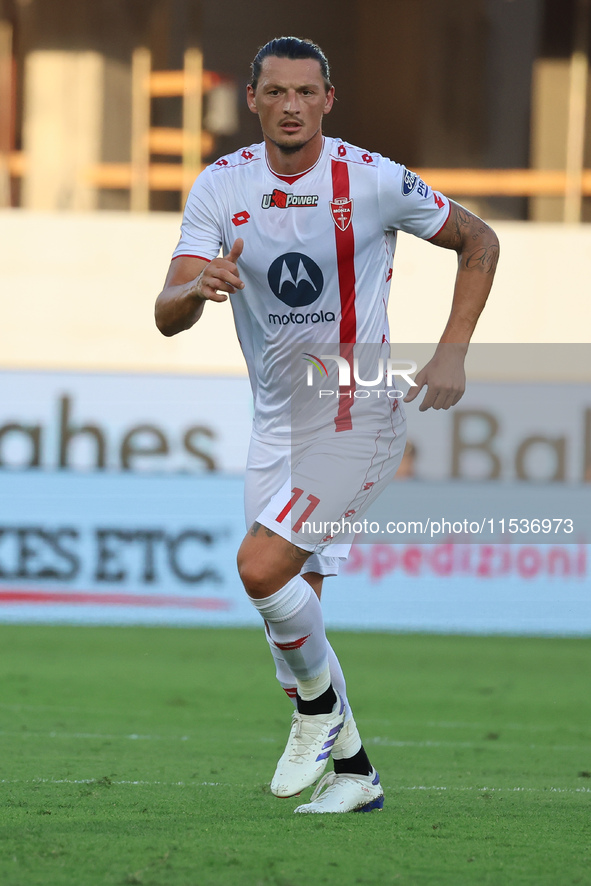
[265, 137, 326, 184]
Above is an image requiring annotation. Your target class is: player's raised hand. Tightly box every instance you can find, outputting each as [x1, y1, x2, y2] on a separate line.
[193, 238, 245, 302]
[403, 344, 466, 411]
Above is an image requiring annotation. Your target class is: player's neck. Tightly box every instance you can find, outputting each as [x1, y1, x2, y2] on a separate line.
[264, 132, 324, 177]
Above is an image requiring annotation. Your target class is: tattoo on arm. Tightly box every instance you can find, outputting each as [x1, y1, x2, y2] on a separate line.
[432, 202, 472, 250]
[465, 244, 500, 275]
[430, 201, 499, 274]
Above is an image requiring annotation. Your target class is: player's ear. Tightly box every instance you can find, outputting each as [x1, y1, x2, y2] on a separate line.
[323, 87, 335, 115]
[246, 84, 258, 114]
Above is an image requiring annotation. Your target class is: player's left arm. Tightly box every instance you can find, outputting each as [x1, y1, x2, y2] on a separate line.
[404, 200, 500, 411]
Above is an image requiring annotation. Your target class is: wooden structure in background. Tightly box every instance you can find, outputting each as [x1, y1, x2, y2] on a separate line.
[0, 45, 218, 209]
[1, 27, 588, 216]
[6, 160, 591, 209]
[87, 47, 217, 208]
[0, 19, 14, 207]
[415, 169, 591, 198]
[564, 0, 590, 222]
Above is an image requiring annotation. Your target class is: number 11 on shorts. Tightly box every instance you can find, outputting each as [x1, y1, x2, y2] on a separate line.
[276, 487, 321, 533]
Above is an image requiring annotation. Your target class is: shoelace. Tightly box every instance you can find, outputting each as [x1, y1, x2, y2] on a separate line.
[308, 771, 338, 801]
[286, 712, 333, 762]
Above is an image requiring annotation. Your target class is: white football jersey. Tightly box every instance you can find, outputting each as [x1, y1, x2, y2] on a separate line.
[173, 136, 450, 441]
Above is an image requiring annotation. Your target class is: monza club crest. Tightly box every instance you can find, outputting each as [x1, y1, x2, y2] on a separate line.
[329, 197, 353, 231]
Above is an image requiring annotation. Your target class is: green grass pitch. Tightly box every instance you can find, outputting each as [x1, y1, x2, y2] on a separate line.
[1, 624, 590, 886]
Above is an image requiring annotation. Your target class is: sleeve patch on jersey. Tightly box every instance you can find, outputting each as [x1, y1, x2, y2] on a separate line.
[402, 169, 418, 195]
[402, 168, 430, 198]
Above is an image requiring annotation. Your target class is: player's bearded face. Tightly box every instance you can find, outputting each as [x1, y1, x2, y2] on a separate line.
[247, 57, 334, 155]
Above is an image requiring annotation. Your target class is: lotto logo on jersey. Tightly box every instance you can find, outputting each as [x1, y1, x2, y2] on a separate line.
[261, 189, 319, 209]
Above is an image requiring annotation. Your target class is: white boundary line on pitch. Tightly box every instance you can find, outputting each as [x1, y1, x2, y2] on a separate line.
[4, 705, 587, 736]
[1, 730, 589, 753]
[0, 730, 189, 741]
[0, 702, 180, 717]
[396, 785, 591, 794]
[0, 778, 230, 787]
[0, 702, 105, 713]
[1, 778, 590, 795]
[366, 737, 589, 752]
[365, 718, 591, 736]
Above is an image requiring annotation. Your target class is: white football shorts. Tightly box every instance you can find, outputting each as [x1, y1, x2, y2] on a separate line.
[244, 409, 406, 577]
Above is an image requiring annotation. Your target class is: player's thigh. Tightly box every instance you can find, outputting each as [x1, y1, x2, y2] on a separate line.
[257, 422, 407, 552]
[243, 436, 290, 529]
[244, 438, 344, 580]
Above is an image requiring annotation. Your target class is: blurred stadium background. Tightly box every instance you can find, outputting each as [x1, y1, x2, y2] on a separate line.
[0, 0, 589, 628]
[0, 3, 590, 883]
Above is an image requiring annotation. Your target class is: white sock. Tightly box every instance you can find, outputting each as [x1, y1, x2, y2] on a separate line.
[327, 642, 352, 721]
[266, 632, 353, 722]
[331, 715, 362, 759]
[248, 575, 329, 690]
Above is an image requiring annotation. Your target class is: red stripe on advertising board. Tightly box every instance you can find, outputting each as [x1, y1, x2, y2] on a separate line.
[331, 158, 357, 432]
[0, 590, 231, 610]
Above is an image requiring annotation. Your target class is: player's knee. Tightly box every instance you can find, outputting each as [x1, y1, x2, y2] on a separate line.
[236, 548, 269, 596]
[237, 543, 295, 598]
[237, 531, 307, 598]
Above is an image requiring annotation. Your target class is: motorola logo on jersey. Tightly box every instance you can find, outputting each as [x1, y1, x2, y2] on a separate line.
[267, 252, 324, 308]
[268, 309, 336, 326]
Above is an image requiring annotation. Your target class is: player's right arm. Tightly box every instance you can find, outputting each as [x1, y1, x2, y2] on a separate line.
[155, 239, 244, 337]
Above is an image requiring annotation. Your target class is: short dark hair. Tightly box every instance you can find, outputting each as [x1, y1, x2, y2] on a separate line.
[250, 37, 332, 92]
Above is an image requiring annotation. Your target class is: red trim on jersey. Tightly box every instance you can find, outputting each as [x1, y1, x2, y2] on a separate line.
[270, 170, 308, 185]
[331, 159, 357, 433]
[426, 201, 452, 241]
[172, 254, 212, 262]
[211, 155, 260, 171]
[266, 144, 324, 184]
